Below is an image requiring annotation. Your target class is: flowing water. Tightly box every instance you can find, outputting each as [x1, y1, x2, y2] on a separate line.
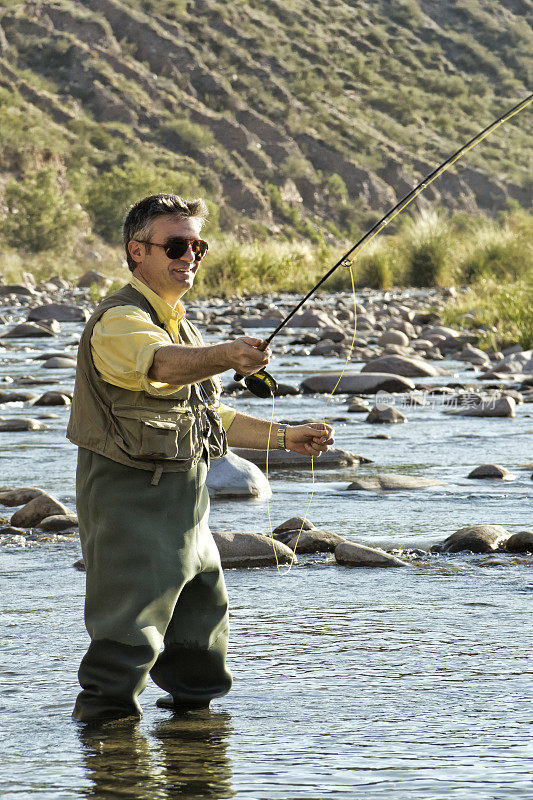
[1, 297, 532, 799]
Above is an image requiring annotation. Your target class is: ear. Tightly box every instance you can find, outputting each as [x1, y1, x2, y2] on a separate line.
[128, 240, 144, 264]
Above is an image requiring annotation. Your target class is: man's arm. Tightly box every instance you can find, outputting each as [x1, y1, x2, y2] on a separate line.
[227, 411, 335, 457]
[148, 337, 271, 385]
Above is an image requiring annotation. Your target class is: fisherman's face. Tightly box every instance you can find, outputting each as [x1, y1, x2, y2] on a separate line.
[128, 215, 203, 307]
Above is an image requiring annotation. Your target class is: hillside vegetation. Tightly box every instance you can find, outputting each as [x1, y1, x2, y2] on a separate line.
[0, 0, 530, 266]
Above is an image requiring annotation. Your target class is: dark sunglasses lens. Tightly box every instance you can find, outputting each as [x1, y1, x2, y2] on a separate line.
[191, 240, 208, 260]
[164, 239, 188, 260]
[164, 239, 208, 260]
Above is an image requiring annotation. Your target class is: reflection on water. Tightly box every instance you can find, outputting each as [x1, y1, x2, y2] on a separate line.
[78, 712, 234, 800]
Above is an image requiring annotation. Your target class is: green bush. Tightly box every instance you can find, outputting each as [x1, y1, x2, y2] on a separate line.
[401, 210, 453, 287]
[443, 277, 533, 350]
[85, 162, 200, 244]
[1, 168, 84, 252]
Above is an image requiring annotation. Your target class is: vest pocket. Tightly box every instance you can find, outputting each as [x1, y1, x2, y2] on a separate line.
[112, 405, 196, 461]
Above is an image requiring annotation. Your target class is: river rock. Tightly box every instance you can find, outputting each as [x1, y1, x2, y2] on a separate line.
[319, 326, 347, 343]
[28, 303, 88, 322]
[77, 270, 110, 288]
[301, 373, 415, 394]
[11, 493, 73, 528]
[206, 452, 271, 499]
[0, 487, 46, 506]
[211, 531, 295, 567]
[33, 391, 73, 406]
[275, 527, 345, 553]
[467, 464, 515, 480]
[365, 405, 407, 424]
[504, 531, 533, 553]
[42, 357, 77, 369]
[272, 516, 315, 534]
[459, 344, 491, 365]
[231, 447, 360, 469]
[286, 309, 342, 329]
[362, 354, 446, 377]
[436, 524, 510, 553]
[347, 473, 444, 490]
[445, 397, 515, 417]
[38, 514, 79, 531]
[347, 398, 371, 413]
[1, 322, 58, 338]
[482, 349, 533, 377]
[0, 418, 45, 431]
[0, 526, 28, 536]
[335, 541, 409, 567]
[377, 330, 410, 347]
[0, 390, 37, 402]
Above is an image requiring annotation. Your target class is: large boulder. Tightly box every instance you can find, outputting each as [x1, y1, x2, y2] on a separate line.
[0, 487, 46, 506]
[274, 524, 345, 553]
[365, 405, 407, 424]
[42, 357, 77, 369]
[335, 541, 409, 567]
[11, 493, 73, 528]
[436, 524, 510, 553]
[212, 531, 295, 567]
[504, 531, 533, 553]
[33, 391, 73, 406]
[0, 284, 36, 297]
[77, 270, 111, 288]
[467, 464, 515, 480]
[347, 473, 444, 491]
[0, 390, 37, 402]
[377, 330, 410, 347]
[445, 397, 515, 418]
[231, 447, 359, 469]
[1, 322, 58, 339]
[28, 304, 89, 322]
[361, 354, 446, 377]
[38, 514, 79, 532]
[482, 349, 533, 377]
[206, 452, 271, 499]
[301, 372, 415, 395]
[0, 418, 45, 431]
[286, 309, 342, 329]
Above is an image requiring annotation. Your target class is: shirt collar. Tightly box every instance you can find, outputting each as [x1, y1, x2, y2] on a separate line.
[129, 275, 186, 324]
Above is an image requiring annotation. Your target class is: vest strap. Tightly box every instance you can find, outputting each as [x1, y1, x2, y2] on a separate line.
[151, 464, 164, 486]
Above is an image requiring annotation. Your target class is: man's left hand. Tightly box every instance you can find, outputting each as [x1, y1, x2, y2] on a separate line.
[284, 423, 335, 457]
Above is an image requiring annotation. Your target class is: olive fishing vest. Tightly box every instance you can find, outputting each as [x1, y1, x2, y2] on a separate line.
[67, 284, 227, 483]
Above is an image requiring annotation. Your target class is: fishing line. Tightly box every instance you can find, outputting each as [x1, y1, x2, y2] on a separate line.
[250, 93, 532, 571]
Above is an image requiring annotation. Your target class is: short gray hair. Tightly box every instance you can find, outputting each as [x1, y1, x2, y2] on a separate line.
[123, 194, 208, 271]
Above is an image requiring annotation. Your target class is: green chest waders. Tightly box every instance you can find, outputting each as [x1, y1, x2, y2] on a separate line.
[73, 448, 232, 722]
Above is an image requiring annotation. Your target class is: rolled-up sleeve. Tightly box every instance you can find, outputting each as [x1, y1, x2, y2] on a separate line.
[90, 306, 179, 395]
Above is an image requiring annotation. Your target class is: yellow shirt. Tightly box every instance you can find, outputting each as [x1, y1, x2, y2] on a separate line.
[90, 275, 236, 431]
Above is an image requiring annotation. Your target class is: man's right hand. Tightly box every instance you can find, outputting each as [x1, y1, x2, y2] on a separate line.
[224, 337, 271, 377]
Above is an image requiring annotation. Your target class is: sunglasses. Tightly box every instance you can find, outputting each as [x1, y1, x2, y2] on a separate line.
[137, 237, 209, 261]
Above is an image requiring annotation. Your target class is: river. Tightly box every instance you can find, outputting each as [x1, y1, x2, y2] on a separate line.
[1, 294, 532, 799]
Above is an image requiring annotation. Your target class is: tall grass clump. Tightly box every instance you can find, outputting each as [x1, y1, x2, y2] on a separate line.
[456, 211, 532, 283]
[400, 209, 454, 287]
[443, 276, 533, 350]
[191, 238, 333, 298]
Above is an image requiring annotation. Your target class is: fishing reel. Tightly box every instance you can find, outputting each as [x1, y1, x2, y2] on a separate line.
[233, 369, 278, 398]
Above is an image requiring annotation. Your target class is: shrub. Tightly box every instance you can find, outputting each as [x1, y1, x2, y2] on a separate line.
[85, 162, 199, 244]
[1, 168, 84, 252]
[443, 277, 533, 350]
[401, 209, 453, 287]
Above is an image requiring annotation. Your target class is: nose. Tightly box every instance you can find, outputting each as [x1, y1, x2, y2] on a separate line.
[181, 243, 195, 263]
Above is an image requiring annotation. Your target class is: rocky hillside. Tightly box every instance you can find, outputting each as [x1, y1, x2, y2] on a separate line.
[0, 0, 531, 245]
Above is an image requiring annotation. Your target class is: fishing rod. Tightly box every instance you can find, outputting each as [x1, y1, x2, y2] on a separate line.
[234, 92, 533, 398]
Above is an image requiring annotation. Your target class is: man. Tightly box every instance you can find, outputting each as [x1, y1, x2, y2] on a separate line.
[67, 193, 334, 722]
